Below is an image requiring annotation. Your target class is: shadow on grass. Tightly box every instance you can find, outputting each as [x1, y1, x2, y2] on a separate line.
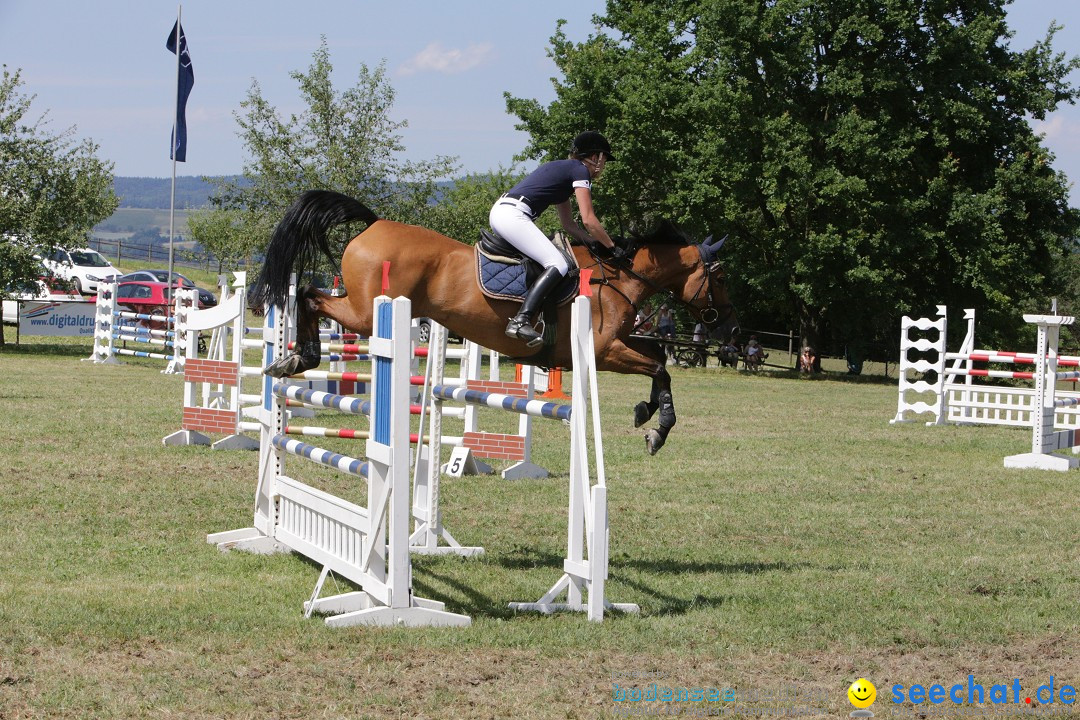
[727, 367, 897, 386]
[411, 565, 515, 619]
[488, 546, 807, 617]
[0, 340, 94, 357]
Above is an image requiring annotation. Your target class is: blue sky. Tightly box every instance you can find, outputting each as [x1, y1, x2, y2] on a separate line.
[2, 0, 1079, 191]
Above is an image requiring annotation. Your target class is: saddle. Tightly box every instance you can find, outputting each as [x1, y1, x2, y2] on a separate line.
[474, 230, 580, 307]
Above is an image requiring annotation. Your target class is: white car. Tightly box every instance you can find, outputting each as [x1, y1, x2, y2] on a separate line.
[41, 247, 118, 295]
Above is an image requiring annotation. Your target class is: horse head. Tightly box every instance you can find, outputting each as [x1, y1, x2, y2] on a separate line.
[629, 222, 740, 342]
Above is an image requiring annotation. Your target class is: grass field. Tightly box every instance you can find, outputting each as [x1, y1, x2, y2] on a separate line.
[1, 331, 1077, 719]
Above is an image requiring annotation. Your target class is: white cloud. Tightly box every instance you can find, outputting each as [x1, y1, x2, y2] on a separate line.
[1032, 112, 1080, 149]
[397, 42, 493, 76]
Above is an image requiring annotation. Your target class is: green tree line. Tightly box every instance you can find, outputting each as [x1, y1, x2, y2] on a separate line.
[6, 2, 1080, 363]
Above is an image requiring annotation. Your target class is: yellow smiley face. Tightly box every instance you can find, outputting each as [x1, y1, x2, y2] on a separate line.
[848, 678, 876, 709]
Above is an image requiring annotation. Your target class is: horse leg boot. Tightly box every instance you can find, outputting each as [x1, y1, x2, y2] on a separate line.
[505, 266, 563, 347]
[642, 369, 676, 455]
[634, 376, 661, 428]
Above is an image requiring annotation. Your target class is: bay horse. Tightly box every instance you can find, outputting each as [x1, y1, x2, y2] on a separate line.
[251, 190, 739, 455]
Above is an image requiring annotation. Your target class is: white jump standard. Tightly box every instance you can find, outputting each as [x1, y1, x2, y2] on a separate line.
[208, 294, 470, 628]
[1004, 313, 1080, 471]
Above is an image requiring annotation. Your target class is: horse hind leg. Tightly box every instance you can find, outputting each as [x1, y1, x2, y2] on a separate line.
[264, 286, 370, 378]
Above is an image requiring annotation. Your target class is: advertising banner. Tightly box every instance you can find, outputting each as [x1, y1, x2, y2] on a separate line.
[16, 301, 98, 337]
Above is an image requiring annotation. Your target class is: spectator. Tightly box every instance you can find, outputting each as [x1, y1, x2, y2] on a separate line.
[693, 322, 705, 343]
[657, 304, 676, 338]
[799, 346, 817, 373]
[719, 340, 741, 368]
[745, 335, 766, 370]
[634, 310, 654, 335]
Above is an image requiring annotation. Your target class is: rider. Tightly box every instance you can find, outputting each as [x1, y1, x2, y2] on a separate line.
[490, 130, 624, 346]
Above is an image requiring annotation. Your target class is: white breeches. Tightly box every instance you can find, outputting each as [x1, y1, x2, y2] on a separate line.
[488, 200, 569, 275]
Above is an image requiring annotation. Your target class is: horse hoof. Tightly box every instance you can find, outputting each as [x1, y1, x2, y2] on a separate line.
[633, 401, 651, 428]
[264, 353, 304, 378]
[644, 429, 665, 455]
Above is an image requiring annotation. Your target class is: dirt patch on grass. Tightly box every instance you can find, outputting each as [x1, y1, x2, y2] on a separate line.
[3, 633, 1077, 719]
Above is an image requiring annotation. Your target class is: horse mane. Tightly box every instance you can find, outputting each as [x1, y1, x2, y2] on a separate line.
[629, 220, 692, 247]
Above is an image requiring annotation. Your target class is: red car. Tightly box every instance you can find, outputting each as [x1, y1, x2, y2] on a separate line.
[114, 280, 207, 329]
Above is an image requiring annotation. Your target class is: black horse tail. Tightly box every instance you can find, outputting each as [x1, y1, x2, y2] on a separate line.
[250, 190, 380, 310]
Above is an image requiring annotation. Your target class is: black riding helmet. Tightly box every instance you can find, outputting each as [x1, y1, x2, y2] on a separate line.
[570, 131, 615, 161]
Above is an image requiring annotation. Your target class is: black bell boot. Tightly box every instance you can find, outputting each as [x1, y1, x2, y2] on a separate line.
[505, 266, 564, 347]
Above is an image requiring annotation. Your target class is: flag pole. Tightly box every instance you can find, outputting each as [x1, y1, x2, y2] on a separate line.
[167, 4, 181, 327]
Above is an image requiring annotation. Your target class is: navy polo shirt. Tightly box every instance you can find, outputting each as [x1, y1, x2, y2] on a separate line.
[506, 159, 591, 216]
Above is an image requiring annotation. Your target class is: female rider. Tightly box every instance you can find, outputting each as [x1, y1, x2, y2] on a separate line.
[489, 131, 624, 346]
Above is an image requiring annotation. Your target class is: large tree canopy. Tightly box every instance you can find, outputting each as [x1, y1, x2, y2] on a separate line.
[1, 66, 117, 313]
[194, 39, 459, 274]
[507, 0, 1080, 355]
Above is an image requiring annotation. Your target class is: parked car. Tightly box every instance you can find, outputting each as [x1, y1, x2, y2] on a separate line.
[103, 269, 217, 307]
[40, 247, 119, 295]
[414, 317, 463, 344]
[113, 280, 209, 327]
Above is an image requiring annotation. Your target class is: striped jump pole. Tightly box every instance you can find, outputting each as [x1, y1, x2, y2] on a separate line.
[430, 385, 572, 421]
[85, 280, 195, 374]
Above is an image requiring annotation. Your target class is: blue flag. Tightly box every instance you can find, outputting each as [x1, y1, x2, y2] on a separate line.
[166, 20, 194, 162]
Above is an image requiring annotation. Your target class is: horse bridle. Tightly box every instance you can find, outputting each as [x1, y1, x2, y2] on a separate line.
[585, 243, 737, 331]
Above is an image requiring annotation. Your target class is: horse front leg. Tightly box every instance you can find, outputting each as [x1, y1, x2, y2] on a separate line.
[604, 337, 676, 455]
[264, 285, 324, 378]
[642, 368, 676, 456]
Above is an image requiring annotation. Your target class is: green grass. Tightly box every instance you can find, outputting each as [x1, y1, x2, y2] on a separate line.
[0, 333, 1077, 718]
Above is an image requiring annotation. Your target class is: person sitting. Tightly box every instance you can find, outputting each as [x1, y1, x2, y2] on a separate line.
[489, 131, 622, 347]
[718, 340, 741, 368]
[744, 335, 767, 370]
[656, 304, 676, 339]
[799, 345, 817, 373]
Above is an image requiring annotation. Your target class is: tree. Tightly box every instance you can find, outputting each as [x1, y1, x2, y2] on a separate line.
[422, 167, 562, 245]
[194, 38, 459, 277]
[506, 0, 1080, 356]
[187, 206, 257, 272]
[1, 66, 117, 346]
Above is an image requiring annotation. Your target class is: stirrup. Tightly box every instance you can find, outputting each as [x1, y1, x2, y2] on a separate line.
[506, 316, 545, 347]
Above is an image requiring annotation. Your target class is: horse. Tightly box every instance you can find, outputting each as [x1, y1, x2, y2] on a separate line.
[251, 190, 739, 455]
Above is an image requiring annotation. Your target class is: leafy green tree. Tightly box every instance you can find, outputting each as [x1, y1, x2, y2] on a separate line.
[187, 206, 257, 272]
[422, 167, 554, 245]
[197, 38, 459, 275]
[507, 1, 1080, 356]
[1, 66, 117, 346]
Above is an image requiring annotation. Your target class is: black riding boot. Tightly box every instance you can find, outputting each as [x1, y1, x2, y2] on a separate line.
[505, 266, 564, 347]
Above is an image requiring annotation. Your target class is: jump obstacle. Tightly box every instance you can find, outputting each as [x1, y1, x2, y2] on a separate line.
[892, 305, 1080, 430]
[1003, 313, 1080, 471]
[892, 305, 1080, 470]
[161, 274, 548, 474]
[85, 281, 197, 374]
[207, 273, 637, 624]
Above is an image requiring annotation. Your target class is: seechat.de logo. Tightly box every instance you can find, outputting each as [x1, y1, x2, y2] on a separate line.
[848, 678, 877, 718]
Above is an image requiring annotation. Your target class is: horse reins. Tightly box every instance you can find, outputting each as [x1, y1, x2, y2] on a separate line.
[583, 245, 736, 331]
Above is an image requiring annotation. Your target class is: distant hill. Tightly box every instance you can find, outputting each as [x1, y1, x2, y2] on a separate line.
[112, 175, 248, 209]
